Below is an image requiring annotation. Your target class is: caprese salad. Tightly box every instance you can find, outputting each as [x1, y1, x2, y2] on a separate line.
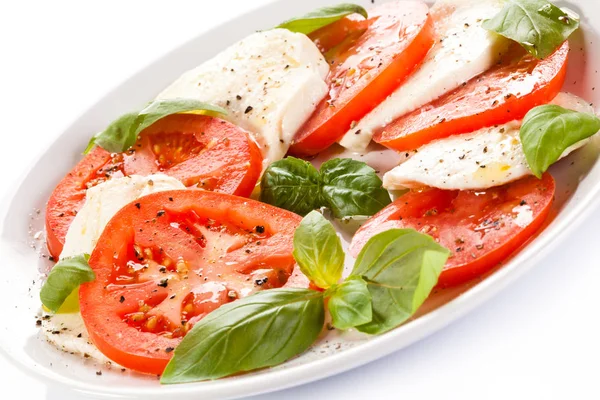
[37, 0, 599, 384]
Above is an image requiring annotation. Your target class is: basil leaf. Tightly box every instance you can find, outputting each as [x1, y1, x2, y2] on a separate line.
[276, 3, 368, 35]
[40, 254, 95, 313]
[86, 99, 226, 154]
[351, 229, 449, 335]
[260, 157, 390, 218]
[293, 211, 345, 289]
[320, 158, 391, 219]
[260, 157, 322, 216]
[520, 105, 600, 178]
[161, 288, 324, 383]
[327, 276, 372, 330]
[482, 0, 579, 59]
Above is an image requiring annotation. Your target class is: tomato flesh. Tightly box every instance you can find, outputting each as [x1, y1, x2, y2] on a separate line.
[289, 1, 435, 156]
[350, 174, 555, 288]
[45, 115, 262, 259]
[79, 190, 302, 375]
[374, 42, 569, 151]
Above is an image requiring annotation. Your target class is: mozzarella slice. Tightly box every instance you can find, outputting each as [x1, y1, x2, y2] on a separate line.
[41, 312, 114, 365]
[156, 29, 329, 166]
[339, 0, 509, 152]
[61, 174, 184, 259]
[383, 93, 598, 191]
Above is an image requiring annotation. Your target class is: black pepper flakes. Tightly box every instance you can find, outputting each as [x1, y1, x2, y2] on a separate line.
[245, 106, 253, 114]
[157, 279, 169, 288]
[255, 225, 265, 234]
[119, 296, 125, 303]
[165, 347, 175, 353]
[157, 210, 166, 217]
[255, 277, 268, 286]
[135, 203, 141, 209]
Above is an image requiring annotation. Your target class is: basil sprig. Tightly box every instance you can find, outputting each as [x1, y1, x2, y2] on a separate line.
[40, 254, 95, 313]
[85, 99, 226, 154]
[276, 3, 368, 35]
[260, 157, 391, 218]
[161, 289, 325, 383]
[162, 213, 449, 383]
[482, 0, 579, 59]
[520, 105, 600, 178]
[350, 229, 450, 335]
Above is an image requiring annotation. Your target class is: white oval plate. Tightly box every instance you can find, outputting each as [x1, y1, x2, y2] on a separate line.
[1, 0, 600, 399]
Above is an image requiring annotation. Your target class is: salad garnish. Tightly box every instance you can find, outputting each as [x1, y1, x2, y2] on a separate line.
[520, 105, 600, 177]
[275, 3, 368, 35]
[483, 0, 580, 59]
[260, 157, 392, 218]
[161, 288, 325, 383]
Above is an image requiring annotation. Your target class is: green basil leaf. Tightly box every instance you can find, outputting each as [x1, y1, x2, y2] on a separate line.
[40, 254, 95, 313]
[320, 158, 391, 219]
[327, 276, 372, 330]
[276, 3, 368, 35]
[260, 157, 322, 216]
[293, 211, 345, 289]
[351, 229, 450, 335]
[161, 288, 324, 383]
[482, 0, 579, 59]
[86, 99, 227, 154]
[520, 105, 600, 178]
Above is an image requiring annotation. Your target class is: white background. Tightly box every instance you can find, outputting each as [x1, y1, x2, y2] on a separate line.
[1, 0, 599, 399]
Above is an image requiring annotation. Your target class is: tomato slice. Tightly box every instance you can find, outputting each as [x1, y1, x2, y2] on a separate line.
[374, 42, 569, 151]
[79, 190, 302, 375]
[349, 174, 555, 288]
[45, 115, 262, 259]
[289, 1, 434, 156]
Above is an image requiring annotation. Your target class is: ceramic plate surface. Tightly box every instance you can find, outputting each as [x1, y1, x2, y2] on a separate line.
[1, 0, 600, 399]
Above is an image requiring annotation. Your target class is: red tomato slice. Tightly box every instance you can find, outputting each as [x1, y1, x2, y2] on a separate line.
[375, 42, 569, 151]
[45, 115, 262, 259]
[79, 190, 302, 375]
[289, 1, 434, 156]
[349, 174, 555, 288]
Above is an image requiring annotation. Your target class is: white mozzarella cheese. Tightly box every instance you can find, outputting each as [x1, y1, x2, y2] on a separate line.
[339, 0, 509, 152]
[60, 174, 184, 259]
[383, 93, 598, 191]
[156, 29, 329, 166]
[41, 312, 114, 365]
